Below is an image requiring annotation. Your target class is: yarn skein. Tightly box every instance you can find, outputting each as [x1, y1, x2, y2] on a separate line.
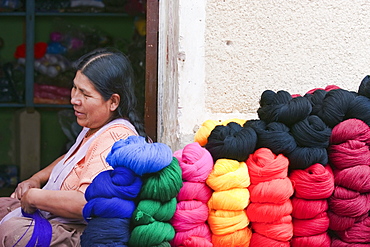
[245, 120, 297, 156]
[176, 181, 213, 204]
[206, 159, 250, 191]
[85, 166, 142, 201]
[131, 198, 177, 226]
[345, 95, 370, 126]
[357, 75, 370, 98]
[248, 177, 294, 204]
[170, 201, 212, 246]
[80, 218, 131, 247]
[329, 118, 370, 145]
[106, 135, 173, 176]
[194, 120, 221, 146]
[246, 147, 289, 184]
[289, 163, 334, 200]
[173, 142, 214, 183]
[205, 122, 257, 162]
[310, 88, 357, 128]
[290, 115, 332, 148]
[257, 90, 312, 126]
[139, 157, 183, 202]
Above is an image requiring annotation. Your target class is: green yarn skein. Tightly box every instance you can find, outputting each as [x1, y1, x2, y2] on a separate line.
[139, 157, 183, 202]
[131, 198, 177, 226]
[128, 221, 175, 247]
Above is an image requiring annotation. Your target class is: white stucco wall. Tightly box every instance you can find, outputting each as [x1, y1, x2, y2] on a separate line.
[158, 0, 370, 150]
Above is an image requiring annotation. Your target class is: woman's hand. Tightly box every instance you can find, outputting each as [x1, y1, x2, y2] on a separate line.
[20, 188, 38, 214]
[11, 178, 41, 200]
[10, 155, 64, 200]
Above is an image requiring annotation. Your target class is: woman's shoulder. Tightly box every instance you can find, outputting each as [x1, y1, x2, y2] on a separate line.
[84, 123, 137, 161]
[96, 123, 137, 143]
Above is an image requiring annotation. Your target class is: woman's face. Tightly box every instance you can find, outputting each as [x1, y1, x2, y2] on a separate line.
[71, 70, 118, 130]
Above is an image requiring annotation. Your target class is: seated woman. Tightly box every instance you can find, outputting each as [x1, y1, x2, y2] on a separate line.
[0, 48, 147, 246]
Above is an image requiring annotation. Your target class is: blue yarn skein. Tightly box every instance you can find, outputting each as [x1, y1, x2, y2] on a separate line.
[257, 90, 312, 126]
[287, 146, 328, 170]
[83, 197, 137, 221]
[21, 209, 52, 247]
[312, 88, 357, 128]
[106, 136, 173, 176]
[245, 120, 297, 156]
[85, 167, 142, 201]
[290, 115, 332, 148]
[345, 95, 370, 126]
[205, 121, 257, 162]
[358, 75, 370, 98]
[80, 217, 131, 247]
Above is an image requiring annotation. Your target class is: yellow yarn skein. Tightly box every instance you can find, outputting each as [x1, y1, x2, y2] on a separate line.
[206, 159, 250, 191]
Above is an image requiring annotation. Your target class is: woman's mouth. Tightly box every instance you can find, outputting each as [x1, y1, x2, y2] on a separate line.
[74, 110, 84, 117]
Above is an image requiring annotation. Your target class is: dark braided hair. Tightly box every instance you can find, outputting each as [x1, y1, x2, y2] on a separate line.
[74, 48, 147, 139]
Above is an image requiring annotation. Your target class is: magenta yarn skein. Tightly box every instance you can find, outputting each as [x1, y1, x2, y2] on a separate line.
[173, 142, 214, 183]
[179, 236, 213, 247]
[291, 198, 328, 220]
[290, 232, 331, 247]
[171, 224, 212, 247]
[329, 140, 370, 170]
[171, 200, 209, 232]
[333, 165, 370, 193]
[328, 189, 370, 218]
[331, 237, 370, 247]
[177, 181, 213, 204]
[335, 217, 370, 243]
[292, 212, 330, 237]
[329, 118, 370, 145]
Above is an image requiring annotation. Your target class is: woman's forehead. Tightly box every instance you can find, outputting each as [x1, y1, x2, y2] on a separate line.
[74, 71, 96, 92]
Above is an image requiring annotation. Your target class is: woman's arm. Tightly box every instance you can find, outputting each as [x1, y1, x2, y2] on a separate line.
[11, 155, 65, 199]
[21, 188, 86, 219]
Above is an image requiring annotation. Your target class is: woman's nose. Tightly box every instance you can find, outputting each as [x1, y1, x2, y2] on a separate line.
[70, 91, 81, 105]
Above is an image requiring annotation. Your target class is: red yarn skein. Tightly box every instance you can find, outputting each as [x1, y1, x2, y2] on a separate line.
[291, 197, 328, 220]
[289, 163, 334, 199]
[290, 232, 331, 247]
[247, 148, 289, 184]
[249, 232, 290, 247]
[249, 177, 294, 204]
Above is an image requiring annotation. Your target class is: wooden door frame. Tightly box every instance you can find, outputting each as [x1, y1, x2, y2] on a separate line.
[145, 0, 159, 141]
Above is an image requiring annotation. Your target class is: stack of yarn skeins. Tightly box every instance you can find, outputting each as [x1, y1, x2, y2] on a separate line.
[193, 75, 370, 246]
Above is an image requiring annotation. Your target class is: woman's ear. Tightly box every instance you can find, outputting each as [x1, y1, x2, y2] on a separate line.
[110, 94, 120, 111]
